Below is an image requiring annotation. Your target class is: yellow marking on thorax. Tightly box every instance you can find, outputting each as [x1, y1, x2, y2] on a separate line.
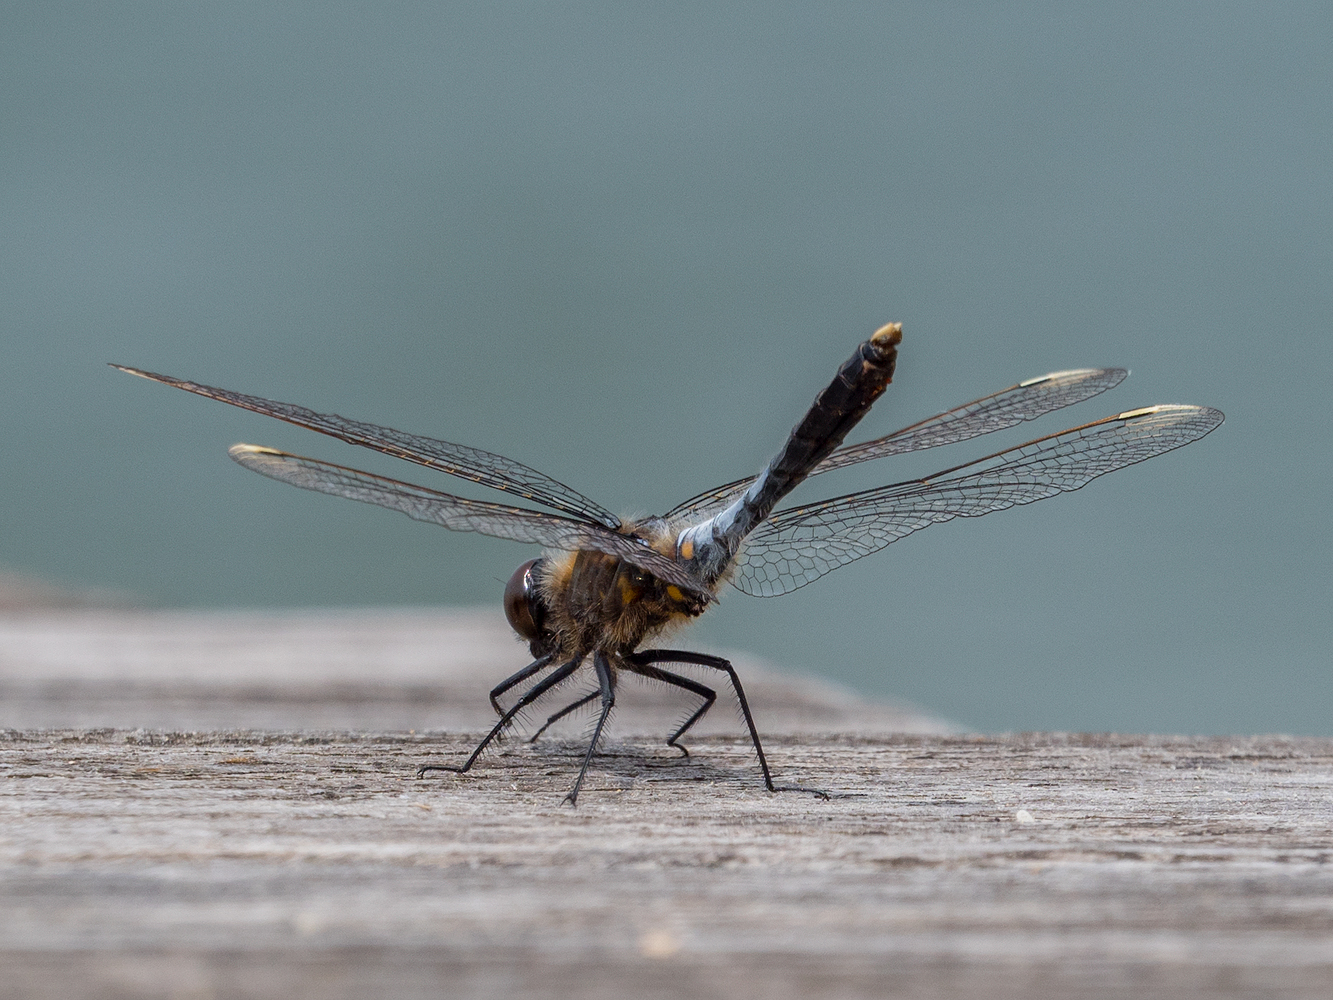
[541, 550, 577, 597]
[618, 576, 641, 606]
[678, 538, 694, 560]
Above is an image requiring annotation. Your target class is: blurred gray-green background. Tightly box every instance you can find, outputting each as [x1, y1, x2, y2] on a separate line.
[2, 3, 1328, 734]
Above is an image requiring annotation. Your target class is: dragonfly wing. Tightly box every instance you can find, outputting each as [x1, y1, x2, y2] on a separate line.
[663, 476, 752, 524]
[228, 445, 710, 599]
[665, 367, 1127, 521]
[113, 366, 621, 528]
[814, 367, 1128, 472]
[730, 404, 1223, 597]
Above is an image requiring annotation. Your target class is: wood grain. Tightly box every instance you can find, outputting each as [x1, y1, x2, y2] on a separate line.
[1, 611, 1330, 999]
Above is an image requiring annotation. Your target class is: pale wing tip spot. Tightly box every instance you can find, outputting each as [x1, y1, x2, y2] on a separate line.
[228, 443, 284, 458]
[1115, 404, 1215, 421]
[110, 364, 154, 379]
[1020, 368, 1092, 387]
[1019, 367, 1125, 387]
[1118, 404, 1179, 420]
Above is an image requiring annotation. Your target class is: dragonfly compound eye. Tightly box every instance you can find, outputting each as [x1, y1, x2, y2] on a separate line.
[503, 558, 547, 642]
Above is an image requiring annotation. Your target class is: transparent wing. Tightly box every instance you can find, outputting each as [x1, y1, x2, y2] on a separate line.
[228, 445, 710, 599]
[730, 404, 1224, 597]
[113, 366, 621, 528]
[819, 367, 1129, 471]
[666, 367, 1128, 521]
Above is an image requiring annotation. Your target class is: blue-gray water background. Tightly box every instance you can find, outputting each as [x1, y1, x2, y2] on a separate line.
[3, 3, 1329, 734]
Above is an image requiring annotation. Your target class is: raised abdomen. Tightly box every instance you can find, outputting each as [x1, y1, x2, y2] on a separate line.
[678, 322, 902, 581]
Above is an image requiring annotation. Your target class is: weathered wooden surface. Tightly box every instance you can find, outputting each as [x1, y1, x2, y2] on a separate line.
[2, 611, 1332, 1000]
[0, 609, 956, 734]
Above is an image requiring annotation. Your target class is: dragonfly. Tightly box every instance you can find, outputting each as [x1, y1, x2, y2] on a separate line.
[114, 324, 1223, 803]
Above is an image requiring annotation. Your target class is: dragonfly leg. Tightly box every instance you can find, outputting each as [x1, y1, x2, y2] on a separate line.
[621, 654, 717, 757]
[489, 653, 554, 716]
[633, 648, 829, 798]
[418, 654, 581, 778]
[528, 691, 599, 743]
[564, 651, 616, 806]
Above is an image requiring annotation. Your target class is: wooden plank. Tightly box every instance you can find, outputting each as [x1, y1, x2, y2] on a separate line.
[0, 609, 957, 734]
[1, 611, 1331, 999]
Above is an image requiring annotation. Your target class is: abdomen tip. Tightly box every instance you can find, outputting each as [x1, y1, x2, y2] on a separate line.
[872, 322, 903, 347]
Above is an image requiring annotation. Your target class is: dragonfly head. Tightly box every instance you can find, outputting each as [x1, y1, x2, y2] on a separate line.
[504, 557, 552, 654]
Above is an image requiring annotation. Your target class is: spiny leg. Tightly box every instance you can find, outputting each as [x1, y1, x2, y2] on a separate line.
[529, 691, 599, 743]
[633, 648, 829, 798]
[488, 653, 554, 716]
[564, 651, 616, 806]
[622, 655, 716, 757]
[419, 654, 582, 778]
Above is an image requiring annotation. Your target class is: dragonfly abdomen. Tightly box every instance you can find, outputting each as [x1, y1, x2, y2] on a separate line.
[678, 322, 902, 580]
[759, 323, 902, 507]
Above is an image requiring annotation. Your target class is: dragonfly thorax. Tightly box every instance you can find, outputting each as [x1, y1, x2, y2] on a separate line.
[521, 548, 707, 657]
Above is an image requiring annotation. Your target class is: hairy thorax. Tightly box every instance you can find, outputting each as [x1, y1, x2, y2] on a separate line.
[537, 519, 711, 656]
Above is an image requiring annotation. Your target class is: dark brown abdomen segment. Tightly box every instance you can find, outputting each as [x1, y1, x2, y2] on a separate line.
[675, 322, 901, 585]
[717, 323, 901, 550]
[757, 323, 901, 511]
